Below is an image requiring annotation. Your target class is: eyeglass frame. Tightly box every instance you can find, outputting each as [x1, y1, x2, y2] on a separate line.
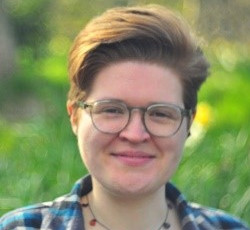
[75, 99, 193, 137]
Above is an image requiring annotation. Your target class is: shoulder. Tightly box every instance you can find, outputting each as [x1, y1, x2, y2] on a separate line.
[0, 202, 51, 230]
[0, 176, 89, 230]
[0, 195, 82, 230]
[188, 202, 249, 230]
[165, 183, 249, 230]
[0, 193, 83, 230]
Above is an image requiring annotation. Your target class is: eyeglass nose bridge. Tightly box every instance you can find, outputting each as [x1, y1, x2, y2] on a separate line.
[121, 106, 150, 133]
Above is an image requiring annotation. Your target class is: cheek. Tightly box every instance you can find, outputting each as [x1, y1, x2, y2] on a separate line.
[155, 122, 188, 162]
[76, 115, 96, 164]
[173, 126, 189, 164]
[76, 117, 115, 168]
[174, 125, 188, 153]
[77, 127, 103, 174]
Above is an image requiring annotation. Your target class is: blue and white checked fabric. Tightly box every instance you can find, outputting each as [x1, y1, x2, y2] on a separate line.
[0, 175, 249, 229]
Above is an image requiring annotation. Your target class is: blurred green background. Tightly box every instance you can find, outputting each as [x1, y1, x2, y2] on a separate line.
[0, 0, 249, 225]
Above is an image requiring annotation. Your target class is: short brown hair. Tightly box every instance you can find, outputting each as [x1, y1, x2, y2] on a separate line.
[68, 5, 210, 111]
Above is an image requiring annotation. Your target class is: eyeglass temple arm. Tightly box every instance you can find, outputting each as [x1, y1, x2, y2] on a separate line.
[76, 101, 91, 109]
[182, 109, 193, 117]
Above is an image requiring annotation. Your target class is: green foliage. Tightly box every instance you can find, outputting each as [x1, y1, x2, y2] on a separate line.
[172, 59, 250, 223]
[4, 0, 51, 51]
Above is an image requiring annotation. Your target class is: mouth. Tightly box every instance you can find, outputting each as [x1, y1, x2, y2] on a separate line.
[110, 151, 155, 167]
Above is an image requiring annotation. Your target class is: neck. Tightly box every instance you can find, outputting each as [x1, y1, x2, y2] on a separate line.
[87, 179, 168, 230]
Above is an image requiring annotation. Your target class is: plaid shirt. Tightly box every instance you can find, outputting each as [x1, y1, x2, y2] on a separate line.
[0, 175, 249, 230]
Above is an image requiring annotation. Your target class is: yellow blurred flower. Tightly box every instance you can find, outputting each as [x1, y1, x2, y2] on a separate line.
[194, 102, 213, 127]
[186, 102, 213, 147]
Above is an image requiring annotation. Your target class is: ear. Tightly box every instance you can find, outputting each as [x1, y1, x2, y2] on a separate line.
[67, 100, 78, 135]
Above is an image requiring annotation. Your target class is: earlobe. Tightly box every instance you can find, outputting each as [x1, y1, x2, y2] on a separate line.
[66, 100, 78, 135]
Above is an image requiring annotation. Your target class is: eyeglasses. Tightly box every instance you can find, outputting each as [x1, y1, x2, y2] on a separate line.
[76, 99, 192, 137]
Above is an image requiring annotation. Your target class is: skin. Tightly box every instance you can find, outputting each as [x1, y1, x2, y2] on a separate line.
[67, 61, 192, 229]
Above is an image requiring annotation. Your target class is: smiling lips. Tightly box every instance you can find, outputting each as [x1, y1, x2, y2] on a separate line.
[111, 151, 155, 167]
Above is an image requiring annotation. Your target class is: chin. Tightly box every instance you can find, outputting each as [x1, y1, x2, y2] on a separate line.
[101, 172, 166, 198]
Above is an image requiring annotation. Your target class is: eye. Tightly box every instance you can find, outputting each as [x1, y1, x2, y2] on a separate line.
[93, 102, 126, 116]
[148, 107, 179, 120]
[102, 106, 124, 114]
[150, 110, 171, 118]
[152, 111, 169, 117]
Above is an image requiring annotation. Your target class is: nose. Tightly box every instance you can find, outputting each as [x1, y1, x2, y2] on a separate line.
[118, 109, 151, 143]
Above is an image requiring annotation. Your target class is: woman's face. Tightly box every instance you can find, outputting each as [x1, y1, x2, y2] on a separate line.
[69, 61, 191, 198]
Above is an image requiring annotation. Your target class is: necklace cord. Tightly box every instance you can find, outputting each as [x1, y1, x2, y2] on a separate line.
[82, 195, 171, 230]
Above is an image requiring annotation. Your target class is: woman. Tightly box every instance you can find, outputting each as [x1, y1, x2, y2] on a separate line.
[0, 4, 248, 230]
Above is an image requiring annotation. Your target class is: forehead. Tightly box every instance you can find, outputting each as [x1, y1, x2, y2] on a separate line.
[87, 61, 184, 106]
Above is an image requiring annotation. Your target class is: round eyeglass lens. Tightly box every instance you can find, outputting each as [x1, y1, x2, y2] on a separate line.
[144, 105, 182, 137]
[91, 101, 129, 133]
